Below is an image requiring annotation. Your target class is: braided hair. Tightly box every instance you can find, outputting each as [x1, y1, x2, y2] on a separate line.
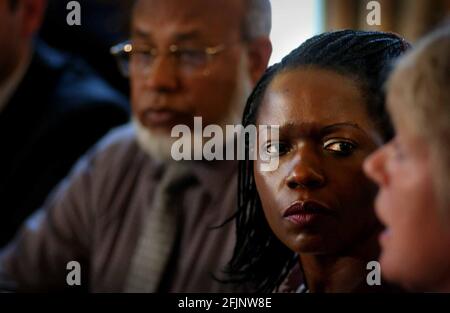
[226, 30, 410, 293]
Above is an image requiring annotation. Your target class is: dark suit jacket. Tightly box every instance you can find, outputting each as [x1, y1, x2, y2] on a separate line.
[0, 41, 130, 247]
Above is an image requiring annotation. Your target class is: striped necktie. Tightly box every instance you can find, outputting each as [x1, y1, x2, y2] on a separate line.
[125, 163, 196, 292]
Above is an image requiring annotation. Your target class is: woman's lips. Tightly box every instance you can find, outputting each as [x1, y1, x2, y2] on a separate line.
[283, 200, 337, 227]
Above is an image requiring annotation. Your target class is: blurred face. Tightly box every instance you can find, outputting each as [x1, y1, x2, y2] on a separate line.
[0, 0, 22, 84]
[130, 0, 256, 160]
[255, 68, 384, 256]
[364, 75, 450, 292]
[131, 0, 252, 130]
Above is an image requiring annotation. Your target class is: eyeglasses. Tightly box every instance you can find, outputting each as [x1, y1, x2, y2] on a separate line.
[110, 40, 227, 78]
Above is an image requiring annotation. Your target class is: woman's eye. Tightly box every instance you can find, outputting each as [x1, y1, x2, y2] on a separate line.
[264, 142, 288, 156]
[324, 140, 356, 155]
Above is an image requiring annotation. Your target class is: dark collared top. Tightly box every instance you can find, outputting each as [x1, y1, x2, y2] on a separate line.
[0, 41, 129, 247]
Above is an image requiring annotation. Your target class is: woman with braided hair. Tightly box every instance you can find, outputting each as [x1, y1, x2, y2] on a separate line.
[226, 30, 410, 293]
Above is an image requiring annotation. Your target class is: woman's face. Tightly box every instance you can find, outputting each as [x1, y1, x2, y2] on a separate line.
[363, 79, 450, 292]
[254, 68, 384, 255]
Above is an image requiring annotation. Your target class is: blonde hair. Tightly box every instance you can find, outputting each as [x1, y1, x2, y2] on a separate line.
[388, 26, 450, 216]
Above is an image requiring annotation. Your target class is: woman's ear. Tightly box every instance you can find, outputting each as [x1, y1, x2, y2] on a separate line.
[246, 37, 273, 85]
[19, 0, 47, 38]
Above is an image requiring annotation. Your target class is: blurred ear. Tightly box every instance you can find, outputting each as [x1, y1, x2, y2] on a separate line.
[19, 0, 47, 38]
[245, 37, 272, 85]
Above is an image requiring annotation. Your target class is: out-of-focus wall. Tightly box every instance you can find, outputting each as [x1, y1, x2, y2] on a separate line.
[269, 0, 323, 64]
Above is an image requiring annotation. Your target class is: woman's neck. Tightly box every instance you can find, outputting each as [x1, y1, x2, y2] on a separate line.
[298, 229, 393, 293]
[300, 254, 372, 292]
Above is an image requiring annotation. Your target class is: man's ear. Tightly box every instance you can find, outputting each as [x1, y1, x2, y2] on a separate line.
[19, 0, 47, 38]
[246, 37, 272, 85]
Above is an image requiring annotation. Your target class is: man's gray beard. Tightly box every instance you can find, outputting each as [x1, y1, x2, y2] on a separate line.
[133, 55, 253, 163]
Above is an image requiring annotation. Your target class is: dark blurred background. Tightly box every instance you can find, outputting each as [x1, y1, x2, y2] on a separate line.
[39, 0, 134, 96]
[38, 0, 450, 82]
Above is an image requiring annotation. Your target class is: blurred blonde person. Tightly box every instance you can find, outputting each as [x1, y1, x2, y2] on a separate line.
[364, 27, 450, 292]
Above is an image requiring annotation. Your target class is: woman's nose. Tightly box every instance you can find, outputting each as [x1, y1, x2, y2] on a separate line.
[286, 149, 325, 190]
[364, 145, 389, 186]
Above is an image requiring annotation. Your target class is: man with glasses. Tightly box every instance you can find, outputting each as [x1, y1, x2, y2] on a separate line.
[0, 0, 272, 292]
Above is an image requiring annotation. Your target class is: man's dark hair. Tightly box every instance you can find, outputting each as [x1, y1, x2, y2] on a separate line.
[225, 30, 410, 293]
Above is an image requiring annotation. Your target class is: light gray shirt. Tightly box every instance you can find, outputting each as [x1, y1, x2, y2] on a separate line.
[0, 124, 245, 292]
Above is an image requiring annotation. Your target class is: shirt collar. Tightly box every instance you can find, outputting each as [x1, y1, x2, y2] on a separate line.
[156, 159, 237, 201]
[190, 159, 238, 199]
[277, 261, 306, 293]
[0, 49, 31, 114]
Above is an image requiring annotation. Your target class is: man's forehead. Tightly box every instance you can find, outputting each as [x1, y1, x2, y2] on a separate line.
[132, 0, 244, 41]
[134, 0, 244, 15]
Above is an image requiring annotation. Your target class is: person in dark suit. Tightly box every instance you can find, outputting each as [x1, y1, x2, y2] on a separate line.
[39, 0, 133, 95]
[0, 0, 130, 247]
[0, 0, 272, 292]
